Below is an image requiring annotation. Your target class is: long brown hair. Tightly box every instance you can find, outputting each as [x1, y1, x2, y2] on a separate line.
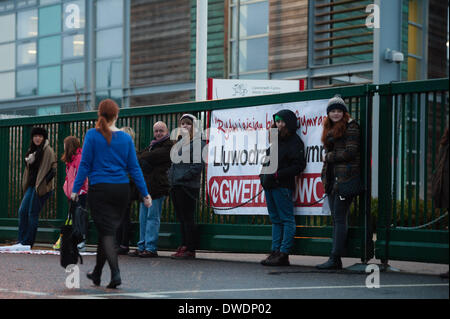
[321, 112, 351, 145]
[96, 99, 119, 144]
[61, 136, 81, 163]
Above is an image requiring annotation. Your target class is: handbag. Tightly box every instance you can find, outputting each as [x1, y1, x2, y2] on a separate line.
[70, 200, 88, 243]
[336, 175, 363, 197]
[60, 203, 84, 269]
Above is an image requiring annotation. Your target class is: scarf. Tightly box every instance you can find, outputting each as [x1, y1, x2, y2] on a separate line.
[149, 134, 170, 149]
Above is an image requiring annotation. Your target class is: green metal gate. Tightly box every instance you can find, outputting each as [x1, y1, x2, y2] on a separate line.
[0, 78, 447, 264]
[377, 79, 449, 264]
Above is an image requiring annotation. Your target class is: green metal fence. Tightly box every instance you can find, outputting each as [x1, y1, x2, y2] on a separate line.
[0, 78, 448, 264]
[377, 78, 449, 264]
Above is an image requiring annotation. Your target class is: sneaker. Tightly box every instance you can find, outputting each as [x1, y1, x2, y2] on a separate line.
[170, 246, 187, 258]
[77, 241, 86, 252]
[139, 250, 158, 258]
[0, 243, 31, 251]
[172, 250, 196, 260]
[53, 236, 61, 250]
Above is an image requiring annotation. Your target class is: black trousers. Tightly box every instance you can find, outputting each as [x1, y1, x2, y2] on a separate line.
[170, 186, 199, 252]
[328, 191, 353, 257]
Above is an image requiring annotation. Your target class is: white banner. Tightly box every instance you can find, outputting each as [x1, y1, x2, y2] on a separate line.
[207, 99, 330, 215]
[209, 79, 303, 99]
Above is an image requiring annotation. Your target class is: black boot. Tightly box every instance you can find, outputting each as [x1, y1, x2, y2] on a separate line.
[261, 251, 279, 266]
[87, 267, 102, 286]
[316, 255, 342, 270]
[264, 252, 290, 266]
[107, 270, 121, 289]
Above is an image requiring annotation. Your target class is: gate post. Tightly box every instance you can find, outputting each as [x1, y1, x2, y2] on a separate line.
[377, 85, 393, 267]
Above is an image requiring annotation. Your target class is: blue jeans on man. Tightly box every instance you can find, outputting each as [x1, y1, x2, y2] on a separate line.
[18, 186, 51, 247]
[264, 188, 295, 254]
[137, 196, 165, 252]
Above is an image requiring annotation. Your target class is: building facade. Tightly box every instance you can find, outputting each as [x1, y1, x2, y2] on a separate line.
[0, 0, 448, 115]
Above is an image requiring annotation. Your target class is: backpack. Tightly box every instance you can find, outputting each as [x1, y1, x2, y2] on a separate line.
[60, 201, 85, 268]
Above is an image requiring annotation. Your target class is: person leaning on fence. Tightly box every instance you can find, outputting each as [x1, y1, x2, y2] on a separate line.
[52, 136, 89, 251]
[168, 114, 205, 260]
[115, 126, 138, 255]
[128, 121, 173, 258]
[0, 127, 57, 252]
[259, 109, 306, 267]
[71, 99, 152, 289]
[315, 95, 361, 270]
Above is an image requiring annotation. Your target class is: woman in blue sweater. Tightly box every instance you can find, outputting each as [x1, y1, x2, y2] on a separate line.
[72, 99, 151, 289]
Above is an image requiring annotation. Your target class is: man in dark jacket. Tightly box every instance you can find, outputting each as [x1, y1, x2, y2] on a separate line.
[259, 109, 306, 266]
[129, 121, 173, 258]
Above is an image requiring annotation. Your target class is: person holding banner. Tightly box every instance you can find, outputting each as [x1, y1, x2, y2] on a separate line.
[260, 109, 306, 266]
[168, 114, 205, 259]
[316, 95, 361, 270]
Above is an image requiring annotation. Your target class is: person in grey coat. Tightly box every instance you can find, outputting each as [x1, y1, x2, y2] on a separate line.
[168, 114, 206, 259]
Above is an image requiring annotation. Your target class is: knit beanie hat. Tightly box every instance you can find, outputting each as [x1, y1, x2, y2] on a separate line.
[326, 95, 348, 114]
[31, 126, 48, 140]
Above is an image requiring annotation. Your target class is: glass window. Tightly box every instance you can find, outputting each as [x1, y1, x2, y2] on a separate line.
[0, 43, 15, 71]
[239, 2, 268, 37]
[0, 14, 15, 43]
[18, 9, 38, 39]
[229, 1, 269, 78]
[239, 37, 268, 72]
[40, 0, 60, 5]
[37, 105, 61, 115]
[62, 61, 84, 92]
[63, 0, 85, 31]
[63, 34, 84, 59]
[96, 28, 122, 58]
[96, 59, 122, 88]
[17, 41, 36, 65]
[96, 89, 122, 108]
[0, 72, 15, 100]
[16, 68, 37, 96]
[38, 65, 60, 95]
[38, 35, 61, 65]
[39, 5, 61, 36]
[96, 0, 123, 29]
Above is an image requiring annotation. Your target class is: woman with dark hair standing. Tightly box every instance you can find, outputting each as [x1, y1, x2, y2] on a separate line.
[259, 109, 306, 266]
[168, 114, 205, 260]
[72, 99, 152, 288]
[0, 127, 57, 251]
[316, 95, 361, 270]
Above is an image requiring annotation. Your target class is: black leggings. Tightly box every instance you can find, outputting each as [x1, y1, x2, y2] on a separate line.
[170, 186, 199, 252]
[328, 191, 354, 257]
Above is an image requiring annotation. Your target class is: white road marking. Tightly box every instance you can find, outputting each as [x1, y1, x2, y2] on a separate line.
[1, 283, 448, 299]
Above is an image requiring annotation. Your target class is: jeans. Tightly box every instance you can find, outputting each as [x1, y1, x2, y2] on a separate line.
[328, 191, 353, 257]
[18, 187, 51, 247]
[264, 188, 296, 254]
[137, 197, 165, 252]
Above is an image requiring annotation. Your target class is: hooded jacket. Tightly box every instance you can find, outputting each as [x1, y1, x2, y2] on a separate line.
[260, 109, 306, 190]
[22, 139, 57, 197]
